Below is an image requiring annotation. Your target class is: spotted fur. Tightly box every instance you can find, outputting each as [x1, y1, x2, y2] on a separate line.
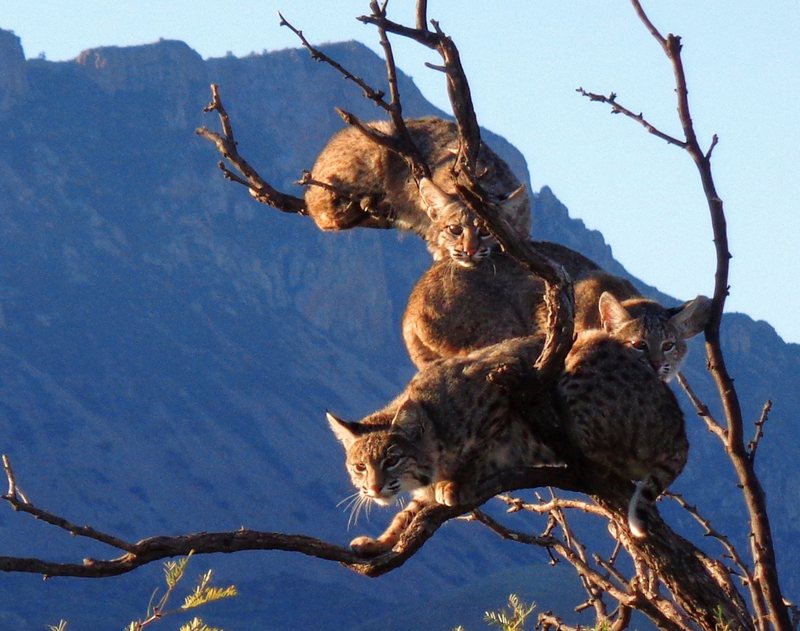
[305, 117, 531, 244]
[558, 329, 689, 536]
[328, 336, 560, 556]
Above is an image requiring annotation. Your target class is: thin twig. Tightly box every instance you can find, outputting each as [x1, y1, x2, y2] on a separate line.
[665, 492, 756, 586]
[550, 494, 609, 623]
[676, 371, 727, 441]
[472, 510, 632, 604]
[748, 400, 772, 462]
[2, 456, 135, 553]
[3, 454, 18, 500]
[278, 12, 389, 109]
[576, 88, 686, 148]
[496, 493, 613, 520]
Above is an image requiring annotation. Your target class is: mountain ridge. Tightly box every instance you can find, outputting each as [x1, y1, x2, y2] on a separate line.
[0, 30, 797, 629]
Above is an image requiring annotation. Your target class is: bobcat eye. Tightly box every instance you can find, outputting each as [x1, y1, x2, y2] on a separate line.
[447, 225, 464, 236]
[352, 462, 367, 474]
[383, 455, 401, 469]
[477, 226, 491, 237]
[630, 340, 648, 351]
[662, 341, 675, 351]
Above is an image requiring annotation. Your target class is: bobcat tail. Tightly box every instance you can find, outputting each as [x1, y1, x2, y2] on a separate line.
[627, 477, 660, 538]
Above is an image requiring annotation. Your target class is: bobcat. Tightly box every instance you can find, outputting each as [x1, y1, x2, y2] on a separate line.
[558, 328, 689, 537]
[304, 117, 532, 253]
[402, 250, 546, 369]
[327, 336, 561, 556]
[574, 271, 711, 382]
[329, 330, 688, 551]
[402, 177, 601, 369]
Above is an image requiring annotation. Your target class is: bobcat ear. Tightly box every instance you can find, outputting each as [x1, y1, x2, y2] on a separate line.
[390, 398, 426, 441]
[598, 292, 630, 332]
[326, 411, 361, 450]
[418, 177, 454, 222]
[499, 184, 529, 217]
[669, 295, 712, 339]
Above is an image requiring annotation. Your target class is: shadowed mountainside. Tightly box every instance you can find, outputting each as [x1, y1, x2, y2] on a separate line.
[0, 29, 798, 629]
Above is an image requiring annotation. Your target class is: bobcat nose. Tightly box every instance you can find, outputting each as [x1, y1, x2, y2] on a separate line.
[464, 237, 479, 257]
[367, 484, 383, 496]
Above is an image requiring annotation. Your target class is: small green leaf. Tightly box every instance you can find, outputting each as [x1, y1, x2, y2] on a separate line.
[483, 595, 536, 631]
[164, 554, 191, 589]
[183, 584, 238, 609]
[179, 617, 226, 631]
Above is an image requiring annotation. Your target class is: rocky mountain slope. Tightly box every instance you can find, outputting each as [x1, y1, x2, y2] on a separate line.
[0, 29, 797, 629]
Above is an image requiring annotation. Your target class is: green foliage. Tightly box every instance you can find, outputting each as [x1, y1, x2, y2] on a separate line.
[50, 553, 237, 631]
[182, 570, 239, 610]
[454, 595, 536, 631]
[178, 618, 225, 631]
[484, 595, 536, 631]
[164, 556, 192, 590]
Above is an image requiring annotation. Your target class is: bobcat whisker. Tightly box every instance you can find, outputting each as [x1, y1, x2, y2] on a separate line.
[347, 494, 371, 530]
[336, 490, 360, 509]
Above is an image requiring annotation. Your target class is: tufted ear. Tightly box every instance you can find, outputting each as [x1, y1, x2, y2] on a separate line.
[499, 184, 529, 220]
[390, 398, 427, 442]
[670, 295, 712, 339]
[598, 292, 631, 332]
[326, 411, 363, 450]
[418, 177, 456, 222]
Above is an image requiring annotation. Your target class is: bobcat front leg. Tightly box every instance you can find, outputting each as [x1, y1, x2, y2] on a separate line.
[350, 499, 427, 557]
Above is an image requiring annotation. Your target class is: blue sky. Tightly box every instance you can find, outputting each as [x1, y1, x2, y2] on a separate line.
[2, 1, 798, 343]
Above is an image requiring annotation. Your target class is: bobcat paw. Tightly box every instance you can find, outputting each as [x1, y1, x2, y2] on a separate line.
[349, 536, 393, 557]
[486, 362, 522, 390]
[434, 481, 460, 507]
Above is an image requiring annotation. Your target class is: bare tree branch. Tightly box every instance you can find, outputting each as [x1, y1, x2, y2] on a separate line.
[576, 88, 686, 148]
[578, 3, 791, 625]
[195, 84, 306, 214]
[0, 464, 579, 579]
[676, 371, 727, 441]
[642, 14, 790, 631]
[357, 3, 576, 381]
[278, 12, 388, 108]
[666, 491, 766, 629]
[473, 502, 691, 631]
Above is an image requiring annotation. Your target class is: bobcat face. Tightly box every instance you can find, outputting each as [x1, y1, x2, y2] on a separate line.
[327, 411, 433, 507]
[610, 317, 686, 381]
[598, 293, 711, 382]
[345, 433, 426, 505]
[419, 177, 525, 266]
[435, 210, 497, 267]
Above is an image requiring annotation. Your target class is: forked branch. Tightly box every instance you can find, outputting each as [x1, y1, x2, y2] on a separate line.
[0, 456, 579, 579]
[580, 1, 789, 628]
[195, 85, 306, 214]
